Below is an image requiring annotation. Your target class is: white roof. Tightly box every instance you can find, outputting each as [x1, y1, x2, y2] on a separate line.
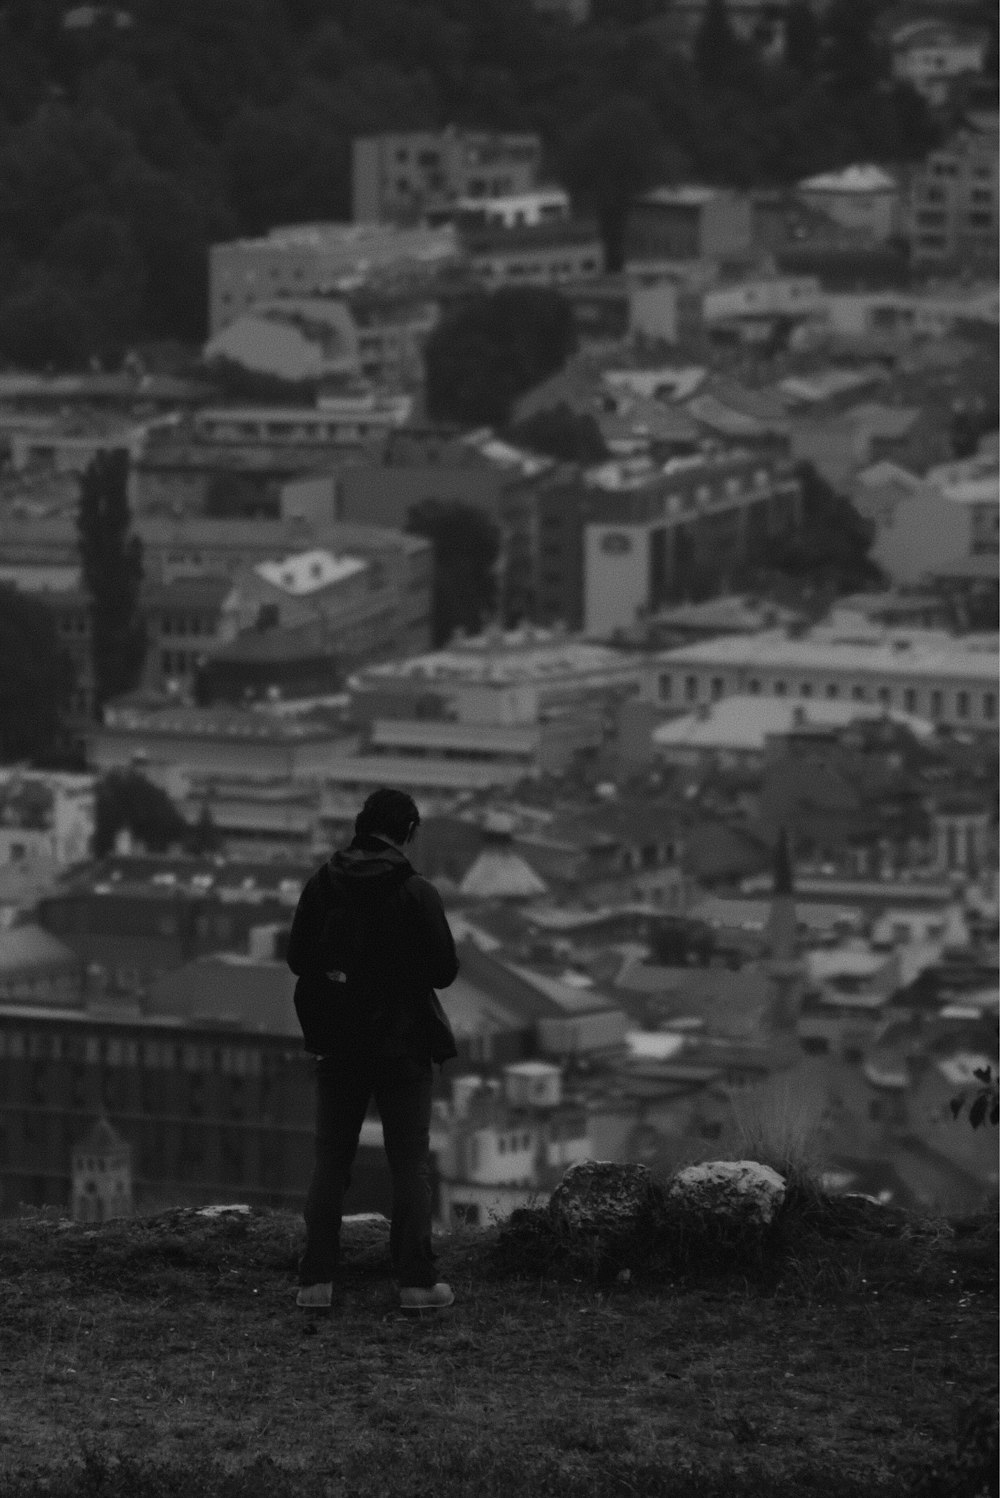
[256, 549, 366, 594]
[356, 629, 636, 687]
[458, 849, 548, 900]
[654, 629, 1000, 683]
[798, 165, 898, 194]
[652, 695, 935, 752]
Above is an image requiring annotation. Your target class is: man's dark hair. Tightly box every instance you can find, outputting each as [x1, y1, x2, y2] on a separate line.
[354, 788, 420, 845]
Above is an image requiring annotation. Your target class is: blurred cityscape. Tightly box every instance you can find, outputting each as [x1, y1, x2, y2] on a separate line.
[0, 1, 996, 1229]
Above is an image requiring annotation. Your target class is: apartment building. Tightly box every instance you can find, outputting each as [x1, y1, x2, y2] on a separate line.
[889, 21, 989, 106]
[645, 629, 999, 732]
[907, 121, 999, 271]
[579, 452, 802, 636]
[626, 188, 755, 266]
[463, 219, 604, 288]
[351, 127, 542, 224]
[208, 222, 460, 335]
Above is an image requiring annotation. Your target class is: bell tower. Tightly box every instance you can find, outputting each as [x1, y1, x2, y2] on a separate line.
[71, 1116, 133, 1223]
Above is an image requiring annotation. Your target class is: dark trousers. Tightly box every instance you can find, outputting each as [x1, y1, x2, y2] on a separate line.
[298, 1052, 438, 1290]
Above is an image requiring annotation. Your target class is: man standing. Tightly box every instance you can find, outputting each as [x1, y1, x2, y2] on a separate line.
[287, 788, 459, 1311]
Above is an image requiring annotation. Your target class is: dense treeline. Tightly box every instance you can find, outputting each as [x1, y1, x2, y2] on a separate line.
[0, 0, 970, 365]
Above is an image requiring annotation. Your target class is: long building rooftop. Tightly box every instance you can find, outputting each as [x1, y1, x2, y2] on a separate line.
[655, 630, 1000, 682]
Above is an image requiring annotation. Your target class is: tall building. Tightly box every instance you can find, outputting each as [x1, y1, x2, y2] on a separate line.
[351, 127, 542, 224]
[907, 120, 999, 272]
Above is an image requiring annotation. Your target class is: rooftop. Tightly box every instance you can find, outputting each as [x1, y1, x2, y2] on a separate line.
[255, 549, 367, 595]
[353, 627, 640, 688]
[654, 629, 1000, 682]
[651, 696, 935, 753]
[798, 165, 899, 194]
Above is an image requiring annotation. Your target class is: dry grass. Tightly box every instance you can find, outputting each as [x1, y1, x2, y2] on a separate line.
[0, 1194, 995, 1498]
[724, 1074, 829, 1190]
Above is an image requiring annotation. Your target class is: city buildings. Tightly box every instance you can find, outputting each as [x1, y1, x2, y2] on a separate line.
[580, 451, 802, 636]
[208, 222, 461, 336]
[626, 187, 756, 266]
[796, 165, 902, 244]
[906, 120, 999, 272]
[889, 20, 990, 106]
[350, 128, 542, 225]
[644, 628, 999, 733]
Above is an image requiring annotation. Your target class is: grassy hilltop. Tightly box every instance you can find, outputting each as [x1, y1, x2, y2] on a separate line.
[0, 1188, 996, 1498]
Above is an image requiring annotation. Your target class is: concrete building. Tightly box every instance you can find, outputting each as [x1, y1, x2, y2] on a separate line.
[644, 629, 999, 733]
[650, 696, 934, 771]
[796, 165, 901, 243]
[580, 452, 802, 637]
[889, 21, 989, 106]
[463, 219, 604, 288]
[84, 700, 359, 805]
[190, 392, 414, 450]
[857, 454, 1000, 589]
[906, 121, 999, 272]
[351, 127, 542, 225]
[208, 222, 461, 335]
[0, 772, 95, 869]
[626, 187, 755, 266]
[348, 623, 647, 729]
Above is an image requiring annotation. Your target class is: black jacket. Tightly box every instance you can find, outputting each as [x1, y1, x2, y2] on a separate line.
[286, 837, 459, 1063]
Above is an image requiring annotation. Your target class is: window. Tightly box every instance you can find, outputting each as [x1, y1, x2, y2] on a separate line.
[800, 682, 813, 698]
[852, 685, 865, 702]
[877, 687, 891, 706]
[748, 678, 761, 694]
[774, 680, 787, 697]
[984, 692, 996, 721]
[711, 676, 724, 699]
[685, 675, 698, 702]
[825, 683, 839, 699]
[658, 673, 672, 700]
[956, 691, 969, 718]
[930, 690, 942, 717]
[904, 688, 917, 712]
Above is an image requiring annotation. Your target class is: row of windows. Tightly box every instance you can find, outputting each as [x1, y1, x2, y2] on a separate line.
[160, 615, 216, 638]
[0, 1031, 274, 1074]
[478, 256, 600, 280]
[657, 672, 997, 721]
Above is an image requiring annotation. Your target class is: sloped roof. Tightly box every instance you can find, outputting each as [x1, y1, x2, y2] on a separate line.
[0, 922, 81, 975]
[459, 849, 549, 901]
[146, 954, 298, 1034]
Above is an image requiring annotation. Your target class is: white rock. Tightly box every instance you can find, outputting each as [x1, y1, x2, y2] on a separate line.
[667, 1160, 786, 1226]
[195, 1203, 251, 1218]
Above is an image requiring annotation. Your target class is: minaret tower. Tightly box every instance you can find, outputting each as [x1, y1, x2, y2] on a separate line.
[763, 827, 805, 1031]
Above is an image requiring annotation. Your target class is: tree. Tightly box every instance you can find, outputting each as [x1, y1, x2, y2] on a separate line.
[559, 94, 671, 273]
[784, 0, 820, 74]
[761, 462, 884, 596]
[424, 288, 577, 428]
[0, 586, 73, 763]
[507, 403, 608, 464]
[405, 500, 499, 647]
[76, 450, 147, 716]
[93, 769, 188, 857]
[821, 0, 886, 96]
[693, 0, 744, 83]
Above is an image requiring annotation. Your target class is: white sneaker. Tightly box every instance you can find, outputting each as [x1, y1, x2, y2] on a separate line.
[399, 1282, 455, 1311]
[296, 1282, 333, 1309]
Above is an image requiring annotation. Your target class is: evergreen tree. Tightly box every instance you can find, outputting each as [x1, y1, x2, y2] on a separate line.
[0, 585, 73, 763]
[784, 0, 820, 74]
[559, 95, 672, 273]
[405, 500, 499, 646]
[693, 0, 743, 84]
[76, 449, 147, 716]
[93, 769, 188, 857]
